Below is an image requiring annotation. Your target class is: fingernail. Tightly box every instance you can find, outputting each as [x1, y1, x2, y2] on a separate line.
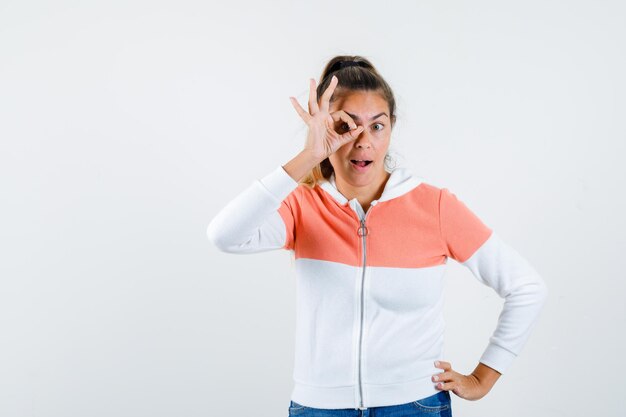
[434, 361, 439, 366]
[433, 375, 438, 381]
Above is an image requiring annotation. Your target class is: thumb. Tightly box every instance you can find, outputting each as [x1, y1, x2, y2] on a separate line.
[340, 126, 363, 144]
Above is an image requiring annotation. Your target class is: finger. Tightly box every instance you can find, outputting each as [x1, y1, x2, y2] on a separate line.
[339, 126, 363, 147]
[289, 96, 311, 123]
[433, 372, 458, 390]
[330, 110, 358, 131]
[308, 78, 320, 115]
[432, 370, 457, 383]
[319, 75, 338, 113]
[435, 360, 452, 371]
[435, 380, 455, 391]
[338, 125, 364, 145]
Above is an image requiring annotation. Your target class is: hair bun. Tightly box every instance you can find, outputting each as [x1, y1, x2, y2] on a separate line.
[329, 60, 368, 73]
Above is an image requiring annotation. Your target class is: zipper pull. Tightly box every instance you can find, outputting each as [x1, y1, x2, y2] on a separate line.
[358, 218, 368, 237]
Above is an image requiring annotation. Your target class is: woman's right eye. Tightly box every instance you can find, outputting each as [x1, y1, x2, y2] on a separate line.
[341, 123, 350, 131]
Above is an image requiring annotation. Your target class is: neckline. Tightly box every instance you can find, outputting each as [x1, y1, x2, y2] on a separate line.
[319, 166, 424, 206]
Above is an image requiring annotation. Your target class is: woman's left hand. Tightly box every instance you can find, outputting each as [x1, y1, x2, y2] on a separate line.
[432, 360, 492, 401]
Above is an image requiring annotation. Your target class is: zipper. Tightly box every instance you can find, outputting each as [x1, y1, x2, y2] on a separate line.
[355, 203, 374, 410]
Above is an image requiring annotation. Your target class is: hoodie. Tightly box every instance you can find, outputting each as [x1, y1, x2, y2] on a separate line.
[206, 164, 548, 410]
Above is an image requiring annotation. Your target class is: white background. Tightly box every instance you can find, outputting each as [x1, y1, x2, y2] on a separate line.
[1, 1, 625, 416]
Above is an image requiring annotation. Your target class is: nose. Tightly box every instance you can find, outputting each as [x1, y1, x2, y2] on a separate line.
[354, 130, 372, 149]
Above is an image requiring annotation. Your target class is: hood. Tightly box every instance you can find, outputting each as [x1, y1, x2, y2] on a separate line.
[319, 166, 424, 206]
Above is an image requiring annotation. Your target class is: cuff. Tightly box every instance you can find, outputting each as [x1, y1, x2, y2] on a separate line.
[258, 165, 299, 203]
[478, 342, 518, 375]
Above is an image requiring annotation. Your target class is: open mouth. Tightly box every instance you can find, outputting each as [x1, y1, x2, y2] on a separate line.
[350, 160, 373, 167]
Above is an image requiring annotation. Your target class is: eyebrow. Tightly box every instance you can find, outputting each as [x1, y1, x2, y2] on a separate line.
[345, 112, 389, 122]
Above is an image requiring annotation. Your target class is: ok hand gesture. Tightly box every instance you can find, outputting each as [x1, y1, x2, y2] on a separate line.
[289, 75, 364, 162]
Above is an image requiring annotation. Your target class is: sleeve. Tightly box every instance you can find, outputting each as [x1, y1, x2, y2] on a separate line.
[439, 188, 549, 374]
[206, 165, 298, 253]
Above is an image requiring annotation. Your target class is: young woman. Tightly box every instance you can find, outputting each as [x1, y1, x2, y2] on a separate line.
[207, 55, 548, 417]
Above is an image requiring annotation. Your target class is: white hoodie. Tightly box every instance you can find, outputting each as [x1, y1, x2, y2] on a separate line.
[207, 165, 548, 410]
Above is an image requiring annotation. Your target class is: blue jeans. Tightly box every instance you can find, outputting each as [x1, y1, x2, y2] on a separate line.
[288, 391, 452, 416]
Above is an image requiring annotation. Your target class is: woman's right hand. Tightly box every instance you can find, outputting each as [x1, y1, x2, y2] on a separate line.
[289, 75, 364, 162]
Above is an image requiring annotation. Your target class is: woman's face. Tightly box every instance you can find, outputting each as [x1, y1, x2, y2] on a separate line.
[328, 90, 392, 188]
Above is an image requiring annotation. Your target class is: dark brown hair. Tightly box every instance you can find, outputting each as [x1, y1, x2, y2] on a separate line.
[300, 55, 397, 188]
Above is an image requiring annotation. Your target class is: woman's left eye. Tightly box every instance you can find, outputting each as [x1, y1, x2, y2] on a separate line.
[373, 123, 384, 131]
